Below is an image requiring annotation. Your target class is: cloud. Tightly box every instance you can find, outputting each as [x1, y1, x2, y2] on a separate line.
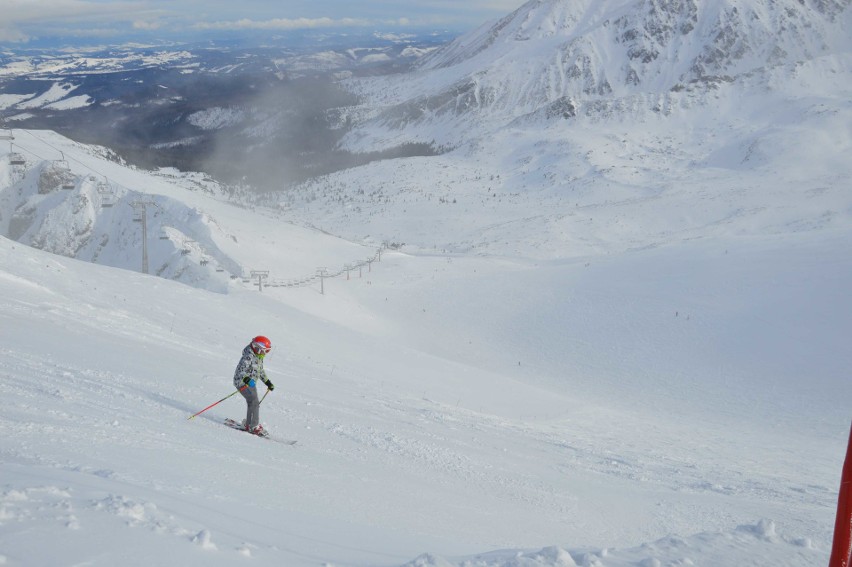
[0, 26, 31, 43]
[0, 0, 153, 43]
[133, 20, 162, 31]
[3, 0, 147, 23]
[192, 17, 410, 32]
[0, 1, 528, 45]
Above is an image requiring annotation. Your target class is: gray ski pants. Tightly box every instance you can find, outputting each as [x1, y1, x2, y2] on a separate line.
[239, 386, 260, 430]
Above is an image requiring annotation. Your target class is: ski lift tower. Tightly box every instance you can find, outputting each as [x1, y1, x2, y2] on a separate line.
[130, 200, 158, 274]
[317, 267, 328, 295]
[250, 270, 269, 292]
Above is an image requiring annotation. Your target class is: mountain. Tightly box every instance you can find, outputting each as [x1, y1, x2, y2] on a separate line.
[293, 0, 851, 263]
[341, 0, 851, 149]
[2, 0, 850, 270]
[0, 1, 851, 565]
[421, 0, 849, 81]
[0, 129, 377, 291]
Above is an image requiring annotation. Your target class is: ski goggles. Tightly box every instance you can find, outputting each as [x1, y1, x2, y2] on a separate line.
[252, 343, 272, 355]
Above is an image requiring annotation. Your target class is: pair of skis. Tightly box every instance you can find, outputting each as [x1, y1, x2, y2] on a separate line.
[223, 418, 297, 445]
[186, 385, 296, 445]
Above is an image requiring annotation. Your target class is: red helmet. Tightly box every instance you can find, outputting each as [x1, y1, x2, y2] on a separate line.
[250, 336, 272, 355]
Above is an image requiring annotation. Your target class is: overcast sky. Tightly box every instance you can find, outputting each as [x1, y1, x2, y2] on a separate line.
[0, 0, 528, 46]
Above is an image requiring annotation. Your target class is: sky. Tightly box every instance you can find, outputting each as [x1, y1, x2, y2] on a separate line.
[0, 0, 527, 47]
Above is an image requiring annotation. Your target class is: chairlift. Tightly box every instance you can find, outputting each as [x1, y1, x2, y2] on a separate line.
[200, 257, 209, 266]
[8, 141, 25, 165]
[215, 266, 225, 273]
[61, 178, 75, 190]
[0, 128, 13, 141]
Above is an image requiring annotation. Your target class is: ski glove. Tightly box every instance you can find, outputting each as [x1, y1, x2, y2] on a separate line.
[267, 382, 275, 391]
[243, 377, 256, 387]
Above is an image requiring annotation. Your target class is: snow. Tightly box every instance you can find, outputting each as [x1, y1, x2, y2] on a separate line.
[0, 129, 374, 291]
[43, 94, 93, 111]
[14, 82, 79, 110]
[1, 0, 851, 565]
[0, 51, 197, 78]
[0, 94, 34, 112]
[0, 130, 849, 565]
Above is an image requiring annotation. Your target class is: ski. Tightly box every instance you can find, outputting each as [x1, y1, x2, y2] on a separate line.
[223, 418, 297, 445]
[224, 417, 268, 437]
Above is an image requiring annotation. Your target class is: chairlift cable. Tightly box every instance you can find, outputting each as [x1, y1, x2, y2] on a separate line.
[17, 128, 113, 182]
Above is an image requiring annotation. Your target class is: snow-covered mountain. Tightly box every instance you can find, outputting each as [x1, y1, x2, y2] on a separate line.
[341, 0, 851, 148]
[0, 48, 197, 79]
[1, 0, 849, 279]
[422, 0, 849, 81]
[1, 1, 851, 565]
[0, 130, 378, 291]
[286, 0, 851, 263]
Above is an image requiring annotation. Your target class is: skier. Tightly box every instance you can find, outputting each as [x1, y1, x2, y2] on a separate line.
[233, 336, 275, 435]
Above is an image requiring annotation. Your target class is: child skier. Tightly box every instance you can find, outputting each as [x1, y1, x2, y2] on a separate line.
[233, 336, 275, 435]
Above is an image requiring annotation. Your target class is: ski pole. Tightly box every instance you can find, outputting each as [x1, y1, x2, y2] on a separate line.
[259, 387, 271, 406]
[188, 385, 247, 420]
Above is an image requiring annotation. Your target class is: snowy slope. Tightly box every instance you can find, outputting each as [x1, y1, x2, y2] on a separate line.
[288, 53, 852, 261]
[0, 1, 850, 565]
[1, 222, 848, 566]
[0, 129, 378, 292]
[0, 131, 850, 567]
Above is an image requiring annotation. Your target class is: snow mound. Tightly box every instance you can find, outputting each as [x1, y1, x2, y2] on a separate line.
[404, 520, 823, 566]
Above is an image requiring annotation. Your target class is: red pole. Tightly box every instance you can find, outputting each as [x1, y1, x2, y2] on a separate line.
[830, 421, 852, 567]
[187, 385, 247, 420]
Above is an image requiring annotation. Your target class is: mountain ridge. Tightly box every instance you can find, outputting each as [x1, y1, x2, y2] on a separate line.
[341, 0, 851, 151]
